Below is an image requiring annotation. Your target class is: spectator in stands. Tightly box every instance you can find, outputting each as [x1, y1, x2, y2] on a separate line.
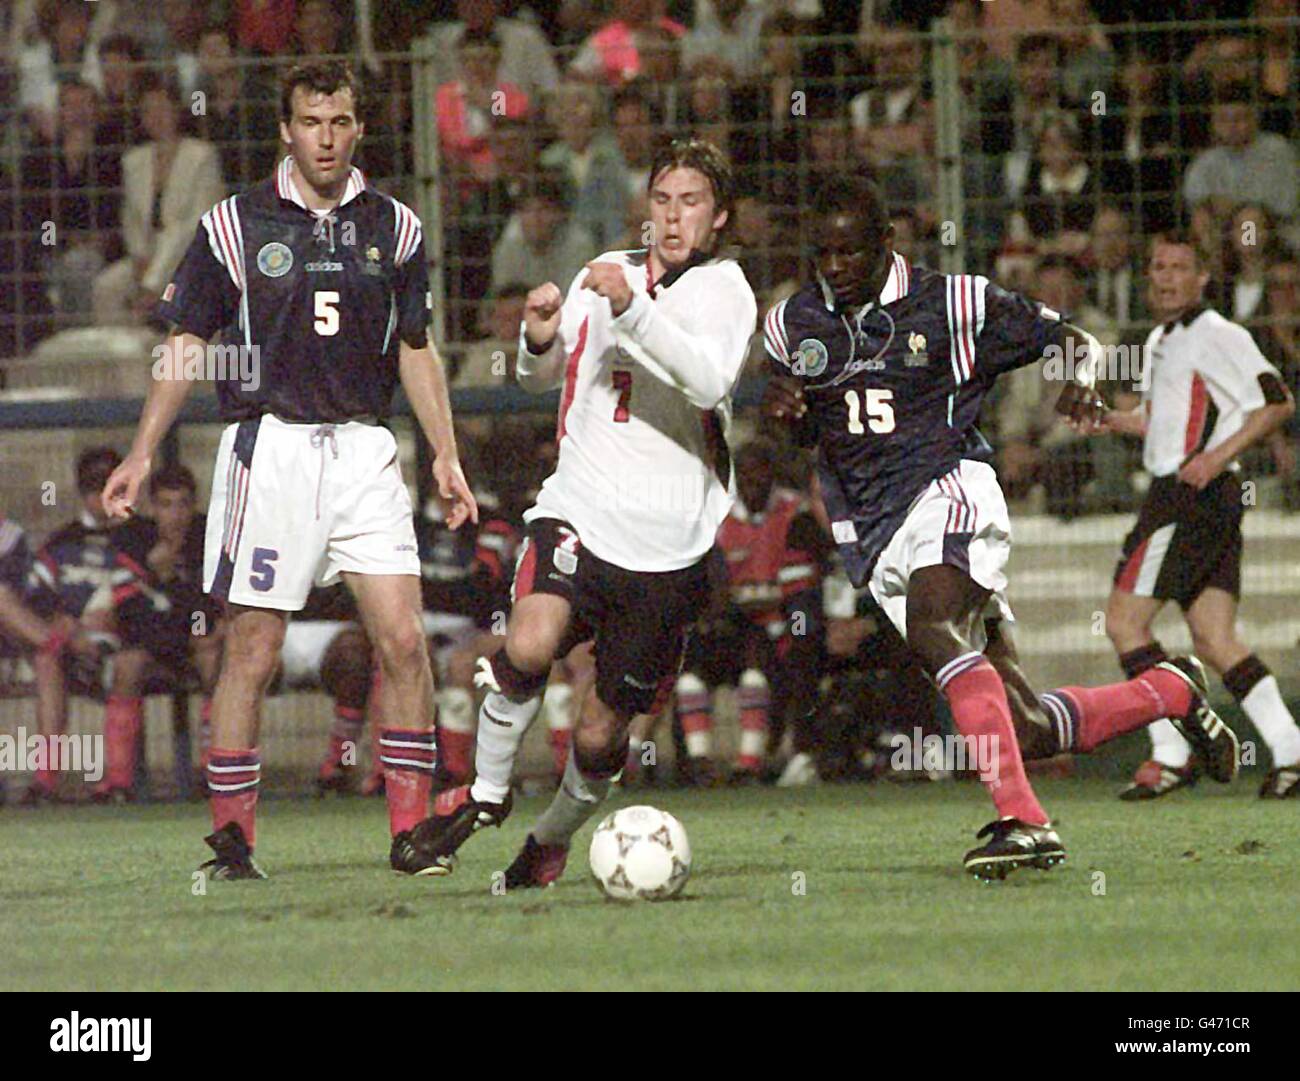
[454, 283, 529, 389]
[433, 0, 560, 106]
[610, 81, 660, 200]
[684, 59, 738, 164]
[294, 0, 351, 57]
[195, 26, 282, 189]
[234, 0, 298, 58]
[734, 193, 800, 317]
[942, 0, 1012, 266]
[629, 19, 687, 127]
[1224, 203, 1286, 324]
[997, 254, 1121, 517]
[1256, 0, 1298, 139]
[1045, 0, 1114, 105]
[849, 22, 934, 217]
[93, 75, 225, 326]
[1099, 40, 1179, 234]
[755, 11, 803, 140]
[1087, 202, 1146, 336]
[436, 29, 531, 182]
[1253, 255, 1300, 504]
[682, 0, 765, 80]
[448, 110, 544, 337]
[1180, 31, 1259, 152]
[23, 448, 159, 803]
[20, 80, 123, 332]
[569, 0, 686, 86]
[156, 0, 207, 100]
[96, 33, 144, 155]
[1184, 82, 1299, 227]
[1020, 112, 1100, 258]
[1004, 33, 1069, 201]
[539, 78, 630, 252]
[16, 0, 106, 142]
[489, 169, 593, 297]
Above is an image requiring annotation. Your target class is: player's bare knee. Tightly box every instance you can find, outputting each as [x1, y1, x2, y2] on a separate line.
[906, 619, 967, 677]
[109, 649, 150, 694]
[372, 616, 426, 678]
[505, 621, 561, 676]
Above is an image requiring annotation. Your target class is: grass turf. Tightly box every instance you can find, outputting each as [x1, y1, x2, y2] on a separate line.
[1, 777, 1296, 992]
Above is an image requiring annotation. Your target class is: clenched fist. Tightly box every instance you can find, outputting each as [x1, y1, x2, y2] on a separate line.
[523, 282, 563, 352]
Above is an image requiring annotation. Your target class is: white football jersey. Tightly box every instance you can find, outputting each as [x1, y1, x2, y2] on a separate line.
[1141, 307, 1280, 477]
[516, 249, 757, 571]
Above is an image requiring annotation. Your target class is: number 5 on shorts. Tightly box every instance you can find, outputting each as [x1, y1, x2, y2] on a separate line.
[249, 547, 279, 591]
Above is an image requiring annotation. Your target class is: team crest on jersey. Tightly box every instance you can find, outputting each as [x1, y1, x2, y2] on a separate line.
[793, 338, 829, 378]
[257, 242, 294, 278]
[363, 245, 384, 277]
[905, 332, 929, 366]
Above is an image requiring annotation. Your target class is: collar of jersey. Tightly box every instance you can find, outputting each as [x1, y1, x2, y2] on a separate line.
[818, 252, 910, 316]
[1162, 302, 1209, 333]
[276, 156, 367, 212]
[643, 247, 709, 296]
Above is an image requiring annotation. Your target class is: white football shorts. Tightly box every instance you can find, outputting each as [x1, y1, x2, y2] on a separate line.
[868, 459, 1015, 648]
[203, 414, 419, 610]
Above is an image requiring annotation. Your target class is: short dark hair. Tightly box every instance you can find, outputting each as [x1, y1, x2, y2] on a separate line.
[1149, 230, 1206, 269]
[137, 71, 182, 103]
[76, 447, 122, 495]
[148, 463, 197, 499]
[648, 135, 736, 232]
[811, 176, 891, 239]
[280, 60, 362, 123]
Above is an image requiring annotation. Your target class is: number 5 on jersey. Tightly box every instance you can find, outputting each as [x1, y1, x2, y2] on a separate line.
[845, 388, 895, 434]
[314, 291, 340, 336]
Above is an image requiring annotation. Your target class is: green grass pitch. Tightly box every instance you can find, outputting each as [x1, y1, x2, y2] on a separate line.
[2, 777, 1297, 992]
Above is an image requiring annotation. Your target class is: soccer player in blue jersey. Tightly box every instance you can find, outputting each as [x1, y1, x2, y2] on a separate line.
[763, 178, 1240, 878]
[101, 61, 477, 878]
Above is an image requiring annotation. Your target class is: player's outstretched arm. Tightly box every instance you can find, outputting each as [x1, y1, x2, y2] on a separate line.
[590, 262, 756, 410]
[399, 340, 479, 529]
[516, 281, 569, 393]
[103, 330, 203, 520]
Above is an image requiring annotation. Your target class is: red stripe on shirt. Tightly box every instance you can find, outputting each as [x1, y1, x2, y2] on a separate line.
[556, 316, 589, 441]
[1184, 373, 1208, 456]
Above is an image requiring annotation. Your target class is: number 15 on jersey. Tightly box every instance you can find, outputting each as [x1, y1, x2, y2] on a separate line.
[845, 388, 895, 434]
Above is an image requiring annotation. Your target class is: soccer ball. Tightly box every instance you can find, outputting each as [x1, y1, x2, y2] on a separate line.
[588, 805, 691, 901]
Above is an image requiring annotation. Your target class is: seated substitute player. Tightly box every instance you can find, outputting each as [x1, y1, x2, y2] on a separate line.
[24, 449, 168, 804]
[673, 438, 829, 784]
[762, 177, 1239, 879]
[101, 61, 477, 879]
[405, 137, 758, 884]
[1097, 233, 1300, 800]
[0, 515, 102, 804]
[114, 463, 224, 792]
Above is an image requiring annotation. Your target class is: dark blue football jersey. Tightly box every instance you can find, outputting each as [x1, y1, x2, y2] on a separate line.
[765, 253, 1067, 586]
[155, 158, 432, 423]
[0, 517, 34, 595]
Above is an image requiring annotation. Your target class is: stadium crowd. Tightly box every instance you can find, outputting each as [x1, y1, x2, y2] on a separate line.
[1, 0, 1299, 801]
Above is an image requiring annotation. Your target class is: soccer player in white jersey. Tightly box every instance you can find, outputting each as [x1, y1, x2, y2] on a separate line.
[406, 137, 757, 885]
[1100, 233, 1300, 800]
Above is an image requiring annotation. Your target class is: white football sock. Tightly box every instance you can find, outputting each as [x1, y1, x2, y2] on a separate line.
[1240, 675, 1300, 765]
[531, 747, 611, 847]
[1148, 717, 1191, 768]
[470, 690, 542, 804]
